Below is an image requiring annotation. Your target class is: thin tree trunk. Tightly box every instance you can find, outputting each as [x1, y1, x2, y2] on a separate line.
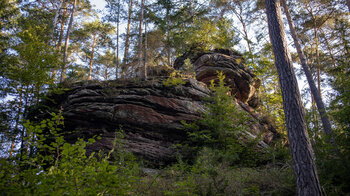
[312, 93, 319, 133]
[166, 4, 171, 66]
[9, 90, 23, 158]
[52, 3, 68, 79]
[232, 3, 254, 63]
[116, 0, 120, 79]
[281, 0, 335, 144]
[189, 0, 194, 20]
[19, 86, 29, 162]
[57, 4, 67, 52]
[265, 0, 322, 195]
[314, 27, 322, 97]
[88, 34, 96, 80]
[52, 0, 64, 45]
[105, 66, 108, 80]
[61, 0, 77, 83]
[347, 0, 350, 12]
[123, 0, 133, 69]
[138, 0, 145, 79]
[144, 18, 147, 79]
[320, 29, 337, 67]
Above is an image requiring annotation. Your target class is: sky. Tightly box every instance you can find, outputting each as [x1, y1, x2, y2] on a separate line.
[90, 0, 106, 11]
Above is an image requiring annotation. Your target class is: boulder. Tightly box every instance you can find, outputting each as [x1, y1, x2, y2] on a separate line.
[35, 78, 278, 166]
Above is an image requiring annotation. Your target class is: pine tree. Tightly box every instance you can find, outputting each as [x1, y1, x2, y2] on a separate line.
[265, 0, 322, 195]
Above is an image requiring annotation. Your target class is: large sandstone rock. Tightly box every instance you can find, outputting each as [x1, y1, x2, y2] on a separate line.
[174, 48, 261, 108]
[34, 77, 278, 166]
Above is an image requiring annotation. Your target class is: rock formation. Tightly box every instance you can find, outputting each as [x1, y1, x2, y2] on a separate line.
[34, 49, 279, 166]
[175, 48, 261, 108]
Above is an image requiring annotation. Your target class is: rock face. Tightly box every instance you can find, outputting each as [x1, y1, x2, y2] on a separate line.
[34, 49, 279, 166]
[174, 48, 261, 108]
[48, 79, 210, 165]
[37, 79, 278, 166]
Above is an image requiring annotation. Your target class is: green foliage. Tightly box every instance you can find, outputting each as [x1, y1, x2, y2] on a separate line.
[185, 72, 249, 150]
[0, 113, 139, 195]
[248, 44, 286, 135]
[163, 71, 186, 87]
[180, 18, 238, 52]
[137, 149, 295, 196]
[315, 58, 350, 194]
[182, 58, 195, 76]
[181, 72, 271, 167]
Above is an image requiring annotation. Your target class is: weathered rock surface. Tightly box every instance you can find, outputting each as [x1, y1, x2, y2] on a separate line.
[174, 48, 261, 108]
[35, 77, 278, 166]
[29, 49, 280, 166]
[45, 79, 210, 165]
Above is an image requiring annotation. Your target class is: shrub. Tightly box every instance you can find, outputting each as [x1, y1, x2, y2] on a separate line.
[0, 113, 140, 195]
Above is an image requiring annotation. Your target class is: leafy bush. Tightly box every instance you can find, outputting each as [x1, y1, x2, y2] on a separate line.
[137, 149, 295, 196]
[182, 72, 264, 166]
[163, 71, 186, 87]
[0, 113, 140, 195]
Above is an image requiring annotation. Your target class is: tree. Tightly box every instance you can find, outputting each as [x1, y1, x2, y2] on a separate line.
[281, 0, 335, 145]
[61, 0, 78, 82]
[265, 0, 322, 195]
[104, 0, 121, 79]
[123, 0, 133, 65]
[138, 0, 146, 80]
[96, 50, 116, 80]
[72, 20, 114, 80]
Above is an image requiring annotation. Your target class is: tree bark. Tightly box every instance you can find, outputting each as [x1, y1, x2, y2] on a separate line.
[144, 18, 147, 79]
[57, 3, 68, 52]
[116, 0, 120, 79]
[138, 0, 146, 80]
[123, 0, 133, 67]
[88, 34, 97, 80]
[52, 0, 66, 80]
[61, 0, 77, 82]
[347, 0, 350, 12]
[281, 0, 335, 144]
[166, 3, 171, 66]
[265, 0, 322, 195]
[9, 90, 23, 158]
[52, 0, 64, 45]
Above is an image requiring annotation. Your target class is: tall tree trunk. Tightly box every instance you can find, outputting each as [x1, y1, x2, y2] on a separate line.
[281, 0, 335, 144]
[61, 0, 77, 83]
[52, 2, 68, 79]
[166, 4, 171, 66]
[57, 3, 68, 51]
[9, 90, 23, 158]
[116, 0, 120, 79]
[19, 86, 29, 163]
[88, 34, 97, 80]
[314, 26, 322, 97]
[52, 0, 64, 45]
[319, 29, 337, 68]
[105, 65, 108, 80]
[144, 18, 147, 78]
[138, 0, 145, 80]
[265, 0, 322, 195]
[232, 2, 254, 63]
[123, 0, 133, 70]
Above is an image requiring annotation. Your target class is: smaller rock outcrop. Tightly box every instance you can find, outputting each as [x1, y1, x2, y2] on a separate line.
[174, 48, 261, 108]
